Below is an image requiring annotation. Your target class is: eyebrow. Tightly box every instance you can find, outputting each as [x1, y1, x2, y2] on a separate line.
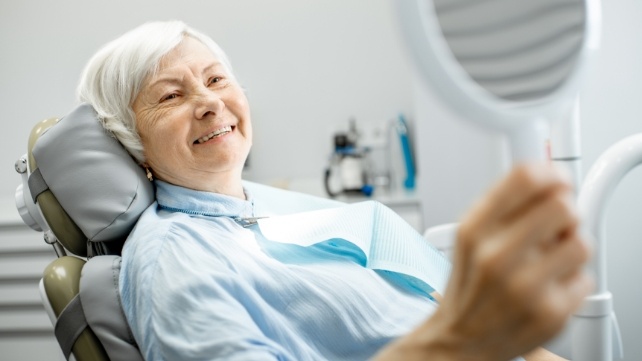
[148, 76, 183, 90]
[148, 62, 225, 90]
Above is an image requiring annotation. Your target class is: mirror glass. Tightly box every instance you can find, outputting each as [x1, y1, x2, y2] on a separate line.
[397, 0, 596, 161]
[432, 0, 585, 102]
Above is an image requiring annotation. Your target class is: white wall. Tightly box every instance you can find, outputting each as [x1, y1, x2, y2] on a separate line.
[413, 79, 509, 229]
[0, 0, 415, 210]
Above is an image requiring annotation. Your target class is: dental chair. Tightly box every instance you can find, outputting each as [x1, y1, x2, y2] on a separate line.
[15, 103, 350, 361]
[17, 103, 583, 361]
[14, 104, 154, 361]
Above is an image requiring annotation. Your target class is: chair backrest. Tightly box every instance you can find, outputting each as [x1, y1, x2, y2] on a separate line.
[28, 104, 155, 257]
[18, 104, 155, 361]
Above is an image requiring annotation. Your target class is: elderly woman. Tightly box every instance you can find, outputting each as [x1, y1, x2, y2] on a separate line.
[78, 20, 591, 361]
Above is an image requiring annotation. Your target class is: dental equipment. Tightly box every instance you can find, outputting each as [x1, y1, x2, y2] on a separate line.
[394, 0, 611, 360]
[573, 134, 642, 360]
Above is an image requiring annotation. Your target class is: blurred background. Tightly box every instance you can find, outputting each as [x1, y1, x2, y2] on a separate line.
[1, 0, 641, 359]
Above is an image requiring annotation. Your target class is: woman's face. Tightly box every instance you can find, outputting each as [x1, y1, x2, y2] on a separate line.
[133, 37, 252, 193]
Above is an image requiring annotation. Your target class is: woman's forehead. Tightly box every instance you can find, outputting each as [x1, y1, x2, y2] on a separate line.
[158, 38, 219, 70]
[146, 41, 228, 86]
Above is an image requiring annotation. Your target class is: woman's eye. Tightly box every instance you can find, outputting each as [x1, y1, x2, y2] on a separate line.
[161, 93, 178, 102]
[209, 77, 223, 85]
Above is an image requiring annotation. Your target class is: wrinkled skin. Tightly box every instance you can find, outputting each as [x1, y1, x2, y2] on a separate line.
[133, 36, 252, 198]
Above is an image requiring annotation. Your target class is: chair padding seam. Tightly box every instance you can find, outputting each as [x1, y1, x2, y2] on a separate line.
[28, 167, 49, 203]
[54, 294, 88, 360]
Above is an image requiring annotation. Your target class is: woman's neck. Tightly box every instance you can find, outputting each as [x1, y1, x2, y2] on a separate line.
[158, 170, 246, 200]
[209, 181, 246, 199]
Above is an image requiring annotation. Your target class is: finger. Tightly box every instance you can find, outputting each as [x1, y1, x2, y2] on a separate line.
[558, 269, 595, 309]
[543, 234, 592, 281]
[523, 233, 591, 287]
[454, 165, 565, 271]
[499, 189, 579, 258]
[502, 260, 593, 339]
[507, 236, 591, 314]
[465, 163, 572, 229]
[468, 189, 578, 279]
[542, 269, 594, 327]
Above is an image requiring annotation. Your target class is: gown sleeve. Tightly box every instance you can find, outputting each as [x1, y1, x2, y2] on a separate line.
[122, 221, 295, 361]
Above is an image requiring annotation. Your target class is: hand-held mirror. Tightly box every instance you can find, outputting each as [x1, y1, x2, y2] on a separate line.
[396, 0, 600, 163]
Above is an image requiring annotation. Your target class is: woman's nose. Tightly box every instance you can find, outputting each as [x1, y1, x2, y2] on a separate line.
[194, 87, 225, 120]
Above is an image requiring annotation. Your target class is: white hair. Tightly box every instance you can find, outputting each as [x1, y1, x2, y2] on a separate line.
[77, 20, 235, 164]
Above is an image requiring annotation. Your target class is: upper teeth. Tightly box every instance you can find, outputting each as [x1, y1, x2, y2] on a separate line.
[198, 126, 232, 143]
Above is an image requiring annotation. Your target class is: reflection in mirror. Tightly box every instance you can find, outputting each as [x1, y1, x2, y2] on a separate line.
[397, 0, 598, 162]
[433, 0, 585, 102]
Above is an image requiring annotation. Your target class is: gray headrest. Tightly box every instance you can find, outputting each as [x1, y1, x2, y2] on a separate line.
[31, 103, 155, 244]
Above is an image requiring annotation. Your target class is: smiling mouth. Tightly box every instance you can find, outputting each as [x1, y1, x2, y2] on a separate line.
[195, 125, 234, 144]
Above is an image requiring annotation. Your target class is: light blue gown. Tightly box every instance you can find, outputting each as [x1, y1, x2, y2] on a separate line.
[120, 180, 514, 360]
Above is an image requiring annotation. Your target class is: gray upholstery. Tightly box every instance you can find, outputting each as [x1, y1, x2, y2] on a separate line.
[28, 103, 150, 360]
[30, 103, 154, 243]
[54, 294, 88, 359]
[80, 256, 143, 361]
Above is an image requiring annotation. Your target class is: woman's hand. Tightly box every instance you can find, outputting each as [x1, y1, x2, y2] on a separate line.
[374, 163, 593, 361]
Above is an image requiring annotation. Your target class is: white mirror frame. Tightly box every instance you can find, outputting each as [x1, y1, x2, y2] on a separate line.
[395, 0, 602, 162]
